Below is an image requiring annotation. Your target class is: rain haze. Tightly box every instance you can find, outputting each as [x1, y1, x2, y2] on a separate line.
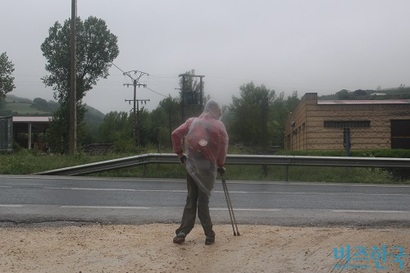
[2, 0, 410, 114]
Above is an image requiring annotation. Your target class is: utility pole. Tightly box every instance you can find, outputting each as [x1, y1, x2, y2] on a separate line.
[199, 76, 204, 107]
[178, 73, 205, 121]
[123, 70, 149, 146]
[179, 74, 186, 121]
[261, 96, 269, 176]
[125, 98, 150, 146]
[69, 0, 77, 155]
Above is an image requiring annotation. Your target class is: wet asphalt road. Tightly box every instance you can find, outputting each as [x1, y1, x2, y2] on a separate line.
[0, 175, 409, 227]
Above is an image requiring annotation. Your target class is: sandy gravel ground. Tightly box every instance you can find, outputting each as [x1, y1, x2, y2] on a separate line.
[0, 223, 409, 273]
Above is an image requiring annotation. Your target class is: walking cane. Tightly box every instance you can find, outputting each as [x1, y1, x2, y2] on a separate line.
[221, 176, 240, 236]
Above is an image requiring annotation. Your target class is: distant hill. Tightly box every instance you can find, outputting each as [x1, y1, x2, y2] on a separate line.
[0, 94, 105, 125]
[319, 87, 410, 100]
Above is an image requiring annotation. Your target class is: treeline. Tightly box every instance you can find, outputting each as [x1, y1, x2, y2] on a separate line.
[7, 85, 410, 154]
[82, 82, 300, 154]
[319, 86, 410, 100]
[86, 85, 410, 154]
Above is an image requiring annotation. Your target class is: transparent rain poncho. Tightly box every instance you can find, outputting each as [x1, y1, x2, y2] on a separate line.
[172, 101, 229, 197]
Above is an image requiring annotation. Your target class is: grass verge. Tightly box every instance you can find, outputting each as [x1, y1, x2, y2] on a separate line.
[0, 150, 408, 184]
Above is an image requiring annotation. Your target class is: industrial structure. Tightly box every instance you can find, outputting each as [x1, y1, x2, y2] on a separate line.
[284, 93, 410, 152]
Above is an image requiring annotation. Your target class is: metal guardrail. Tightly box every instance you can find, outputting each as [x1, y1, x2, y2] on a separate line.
[35, 153, 410, 176]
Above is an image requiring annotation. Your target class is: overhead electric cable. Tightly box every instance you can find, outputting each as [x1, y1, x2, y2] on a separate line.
[144, 86, 167, 97]
[111, 62, 125, 74]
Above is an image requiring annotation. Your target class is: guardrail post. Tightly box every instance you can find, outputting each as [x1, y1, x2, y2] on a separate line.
[262, 165, 268, 177]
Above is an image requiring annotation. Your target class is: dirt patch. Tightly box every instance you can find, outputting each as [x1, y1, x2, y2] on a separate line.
[0, 224, 409, 273]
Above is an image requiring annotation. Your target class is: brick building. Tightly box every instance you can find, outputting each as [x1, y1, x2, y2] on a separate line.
[284, 93, 410, 151]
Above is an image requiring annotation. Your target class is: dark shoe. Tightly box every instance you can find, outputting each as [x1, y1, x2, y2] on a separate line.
[173, 233, 185, 244]
[205, 234, 215, 245]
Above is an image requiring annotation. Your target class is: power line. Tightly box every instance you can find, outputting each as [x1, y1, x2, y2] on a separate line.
[111, 62, 125, 74]
[144, 86, 167, 97]
[112, 63, 167, 97]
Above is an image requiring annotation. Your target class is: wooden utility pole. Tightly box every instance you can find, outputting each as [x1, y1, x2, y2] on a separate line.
[261, 94, 269, 176]
[69, 0, 77, 155]
[125, 97, 150, 146]
[180, 74, 186, 121]
[123, 70, 149, 146]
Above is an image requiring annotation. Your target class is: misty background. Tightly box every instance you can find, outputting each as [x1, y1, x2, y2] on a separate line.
[2, 0, 410, 113]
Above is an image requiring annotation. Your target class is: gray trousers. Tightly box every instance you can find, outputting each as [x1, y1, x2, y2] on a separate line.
[175, 172, 214, 237]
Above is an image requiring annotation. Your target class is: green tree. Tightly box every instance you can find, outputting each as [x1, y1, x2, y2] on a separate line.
[286, 91, 300, 111]
[96, 97, 182, 152]
[0, 52, 15, 102]
[138, 108, 152, 147]
[336, 89, 351, 100]
[271, 91, 300, 147]
[41, 16, 119, 153]
[32, 98, 49, 112]
[97, 111, 135, 152]
[229, 82, 275, 149]
[270, 92, 287, 147]
[150, 96, 181, 149]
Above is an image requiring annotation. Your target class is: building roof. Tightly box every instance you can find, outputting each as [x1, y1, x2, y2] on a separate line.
[12, 116, 53, 123]
[318, 99, 410, 105]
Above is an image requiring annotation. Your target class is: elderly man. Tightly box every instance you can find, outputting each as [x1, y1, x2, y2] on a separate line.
[171, 100, 229, 245]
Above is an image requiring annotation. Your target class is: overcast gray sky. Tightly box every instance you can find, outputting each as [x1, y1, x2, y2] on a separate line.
[2, 0, 410, 113]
